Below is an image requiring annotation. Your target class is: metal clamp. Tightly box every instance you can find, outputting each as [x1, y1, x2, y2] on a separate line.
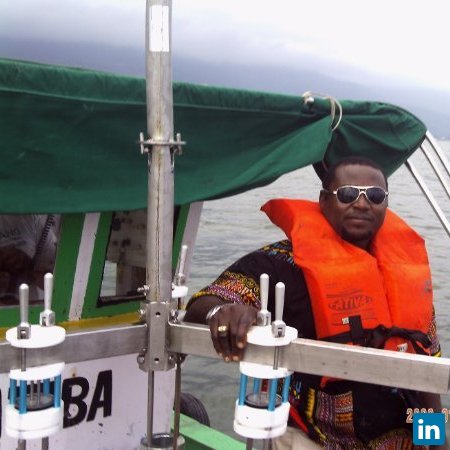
[139, 132, 185, 155]
[137, 285, 150, 295]
[138, 301, 176, 372]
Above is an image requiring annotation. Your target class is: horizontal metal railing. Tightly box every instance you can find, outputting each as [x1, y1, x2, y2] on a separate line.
[1, 322, 449, 394]
[169, 322, 450, 394]
[0, 324, 146, 373]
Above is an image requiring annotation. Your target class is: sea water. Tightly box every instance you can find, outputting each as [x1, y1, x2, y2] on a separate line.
[182, 140, 450, 439]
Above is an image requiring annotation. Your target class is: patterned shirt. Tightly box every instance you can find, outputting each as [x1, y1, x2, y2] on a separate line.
[189, 240, 440, 449]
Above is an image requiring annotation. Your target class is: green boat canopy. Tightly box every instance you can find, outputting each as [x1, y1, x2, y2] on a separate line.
[0, 58, 426, 213]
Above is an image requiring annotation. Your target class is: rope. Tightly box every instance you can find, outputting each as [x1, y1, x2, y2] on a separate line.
[302, 91, 343, 131]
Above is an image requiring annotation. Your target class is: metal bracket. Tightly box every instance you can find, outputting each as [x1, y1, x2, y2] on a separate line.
[138, 300, 176, 372]
[139, 132, 185, 155]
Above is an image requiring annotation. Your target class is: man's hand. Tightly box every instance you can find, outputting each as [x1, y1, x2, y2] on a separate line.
[208, 303, 258, 362]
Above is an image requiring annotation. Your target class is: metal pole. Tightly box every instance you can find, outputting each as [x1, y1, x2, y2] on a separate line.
[144, 1, 174, 304]
[426, 131, 450, 177]
[172, 356, 182, 450]
[405, 160, 450, 237]
[141, 0, 177, 446]
[420, 145, 450, 199]
[147, 371, 155, 447]
[17, 284, 30, 450]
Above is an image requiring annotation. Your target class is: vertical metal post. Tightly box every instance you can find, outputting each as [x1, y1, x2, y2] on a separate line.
[145, 0, 174, 304]
[146, 371, 155, 447]
[141, 0, 177, 447]
[172, 356, 182, 450]
[18, 284, 30, 450]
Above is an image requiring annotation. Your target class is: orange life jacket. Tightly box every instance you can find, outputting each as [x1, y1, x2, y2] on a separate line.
[261, 199, 433, 354]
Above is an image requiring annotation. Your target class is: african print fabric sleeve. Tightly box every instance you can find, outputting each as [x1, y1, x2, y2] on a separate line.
[189, 269, 261, 307]
[428, 305, 441, 356]
[187, 240, 297, 311]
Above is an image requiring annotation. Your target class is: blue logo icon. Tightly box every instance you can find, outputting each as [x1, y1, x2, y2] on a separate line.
[413, 413, 446, 445]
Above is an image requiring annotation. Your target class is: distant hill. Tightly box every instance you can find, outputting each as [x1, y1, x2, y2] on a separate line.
[1, 37, 449, 138]
[174, 56, 450, 139]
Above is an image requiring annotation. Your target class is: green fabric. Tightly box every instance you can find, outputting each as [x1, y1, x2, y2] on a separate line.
[0, 58, 426, 213]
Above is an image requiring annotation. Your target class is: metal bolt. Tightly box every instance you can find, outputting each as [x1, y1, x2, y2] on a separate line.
[139, 132, 147, 154]
[137, 285, 149, 294]
[137, 348, 147, 365]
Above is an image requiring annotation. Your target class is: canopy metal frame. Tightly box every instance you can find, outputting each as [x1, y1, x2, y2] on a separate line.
[406, 132, 450, 237]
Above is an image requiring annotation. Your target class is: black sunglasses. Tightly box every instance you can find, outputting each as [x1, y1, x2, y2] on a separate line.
[322, 185, 389, 205]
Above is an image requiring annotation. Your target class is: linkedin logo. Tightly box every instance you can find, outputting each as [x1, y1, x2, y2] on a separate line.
[413, 413, 446, 445]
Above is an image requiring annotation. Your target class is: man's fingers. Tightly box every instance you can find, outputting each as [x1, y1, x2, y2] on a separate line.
[217, 323, 233, 361]
[227, 307, 257, 361]
[209, 316, 231, 360]
[208, 304, 258, 362]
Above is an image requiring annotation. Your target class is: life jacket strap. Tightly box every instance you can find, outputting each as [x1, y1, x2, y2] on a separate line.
[322, 325, 431, 355]
[366, 325, 431, 355]
[348, 315, 365, 344]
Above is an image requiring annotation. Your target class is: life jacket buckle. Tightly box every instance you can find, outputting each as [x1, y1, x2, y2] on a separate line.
[397, 342, 408, 352]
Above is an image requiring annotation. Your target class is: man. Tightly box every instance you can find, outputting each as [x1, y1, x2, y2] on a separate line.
[185, 157, 446, 449]
[0, 214, 59, 302]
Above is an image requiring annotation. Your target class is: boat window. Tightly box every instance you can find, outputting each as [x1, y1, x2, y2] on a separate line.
[98, 210, 146, 307]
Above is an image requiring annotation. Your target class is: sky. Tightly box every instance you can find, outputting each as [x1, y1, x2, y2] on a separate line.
[1, 0, 450, 92]
[175, 0, 450, 90]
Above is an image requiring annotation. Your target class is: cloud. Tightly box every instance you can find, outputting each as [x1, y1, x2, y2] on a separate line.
[1, 0, 144, 47]
[173, 0, 450, 90]
[1, 0, 450, 90]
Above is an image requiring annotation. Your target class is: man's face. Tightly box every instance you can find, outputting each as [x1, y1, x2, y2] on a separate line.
[319, 164, 388, 249]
